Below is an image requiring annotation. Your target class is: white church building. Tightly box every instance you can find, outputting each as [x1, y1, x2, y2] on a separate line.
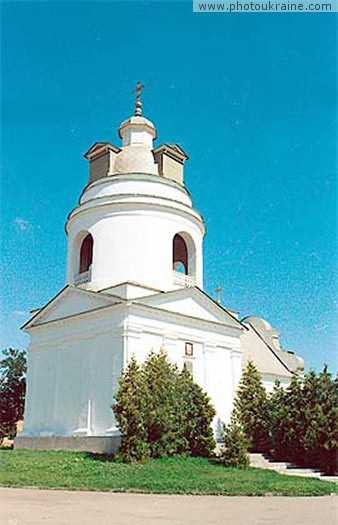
[16, 90, 304, 453]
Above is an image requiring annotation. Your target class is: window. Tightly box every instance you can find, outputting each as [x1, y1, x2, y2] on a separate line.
[79, 233, 93, 273]
[185, 342, 194, 357]
[184, 360, 193, 376]
[173, 234, 188, 274]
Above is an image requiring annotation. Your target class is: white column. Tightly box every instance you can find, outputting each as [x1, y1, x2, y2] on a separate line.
[231, 347, 242, 396]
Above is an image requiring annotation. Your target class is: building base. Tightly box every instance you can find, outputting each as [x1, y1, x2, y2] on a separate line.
[14, 435, 121, 455]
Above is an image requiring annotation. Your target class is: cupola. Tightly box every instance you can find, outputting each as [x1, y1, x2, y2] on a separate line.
[65, 85, 205, 293]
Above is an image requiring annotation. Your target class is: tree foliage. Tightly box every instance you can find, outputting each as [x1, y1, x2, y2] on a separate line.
[178, 365, 216, 457]
[235, 362, 338, 475]
[0, 348, 27, 439]
[112, 357, 150, 462]
[269, 366, 338, 474]
[221, 416, 250, 468]
[233, 361, 270, 452]
[142, 350, 183, 458]
[113, 350, 216, 462]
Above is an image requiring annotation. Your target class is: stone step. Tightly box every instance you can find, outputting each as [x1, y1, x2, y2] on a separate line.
[249, 453, 335, 480]
[280, 470, 322, 478]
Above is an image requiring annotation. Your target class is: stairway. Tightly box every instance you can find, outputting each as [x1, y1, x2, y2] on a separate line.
[249, 453, 338, 481]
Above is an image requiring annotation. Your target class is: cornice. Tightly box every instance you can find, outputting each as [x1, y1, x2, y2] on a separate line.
[128, 302, 242, 336]
[66, 199, 205, 235]
[25, 302, 125, 332]
[79, 172, 192, 202]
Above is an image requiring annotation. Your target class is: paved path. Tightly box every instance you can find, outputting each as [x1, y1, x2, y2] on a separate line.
[0, 488, 337, 525]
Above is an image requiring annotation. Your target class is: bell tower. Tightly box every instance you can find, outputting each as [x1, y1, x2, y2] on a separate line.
[65, 86, 205, 293]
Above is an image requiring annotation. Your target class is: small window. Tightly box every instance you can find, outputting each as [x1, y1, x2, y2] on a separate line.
[184, 360, 193, 376]
[185, 342, 194, 357]
[79, 234, 93, 273]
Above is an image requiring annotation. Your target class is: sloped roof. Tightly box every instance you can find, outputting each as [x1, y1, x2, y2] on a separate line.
[153, 143, 189, 163]
[22, 285, 123, 330]
[135, 286, 243, 331]
[241, 316, 303, 375]
[83, 142, 121, 159]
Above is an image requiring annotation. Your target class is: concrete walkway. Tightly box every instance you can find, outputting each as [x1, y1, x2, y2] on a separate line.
[0, 488, 337, 525]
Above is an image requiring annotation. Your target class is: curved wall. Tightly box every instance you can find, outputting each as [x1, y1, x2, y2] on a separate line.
[66, 174, 205, 292]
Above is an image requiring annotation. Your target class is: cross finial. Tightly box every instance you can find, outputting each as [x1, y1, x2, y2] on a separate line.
[132, 81, 146, 116]
[215, 282, 223, 305]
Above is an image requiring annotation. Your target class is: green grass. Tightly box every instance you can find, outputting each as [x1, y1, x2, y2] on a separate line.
[0, 449, 336, 496]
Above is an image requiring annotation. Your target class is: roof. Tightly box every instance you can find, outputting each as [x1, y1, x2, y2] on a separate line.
[153, 143, 189, 163]
[241, 316, 304, 375]
[83, 142, 121, 159]
[135, 286, 243, 331]
[22, 285, 123, 330]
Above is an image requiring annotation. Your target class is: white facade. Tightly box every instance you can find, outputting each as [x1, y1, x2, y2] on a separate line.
[17, 105, 304, 452]
[21, 286, 242, 443]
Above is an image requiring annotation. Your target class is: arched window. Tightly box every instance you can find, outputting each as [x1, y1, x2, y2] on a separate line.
[173, 234, 188, 274]
[79, 234, 93, 273]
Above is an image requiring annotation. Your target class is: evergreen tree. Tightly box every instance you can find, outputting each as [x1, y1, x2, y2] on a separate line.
[221, 416, 250, 468]
[268, 379, 287, 460]
[273, 374, 304, 462]
[112, 357, 150, 462]
[142, 350, 184, 457]
[319, 368, 338, 474]
[268, 367, 338, 474]
[233, 361, 270, 452]
[0, 348, 27, 439]
[113, 350, 217, 461]
[301, 366, 338, 474]
[178, 365, 216, 457]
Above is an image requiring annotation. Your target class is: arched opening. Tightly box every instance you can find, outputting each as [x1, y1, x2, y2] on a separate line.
[173, 234, 188, 274]
[79, 233, 93, 273]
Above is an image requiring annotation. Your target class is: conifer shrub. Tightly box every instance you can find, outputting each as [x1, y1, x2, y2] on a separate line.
[112, 357, 150, 462]
[233, 361, 270, 452]
[142, 350, 184, 458]
[235, 363, 338, 475]
[221, 416, 250, 468]
[178, 365, 216, 457]
[113, 350, 216, 462]
[269, 366, 338, 475]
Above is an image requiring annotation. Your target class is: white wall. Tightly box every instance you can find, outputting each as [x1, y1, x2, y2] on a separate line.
[22, 300, 242, 440]
[66, 175, 205, 292]
[22, 309, 124, 437]
[125, 306, 242, 437]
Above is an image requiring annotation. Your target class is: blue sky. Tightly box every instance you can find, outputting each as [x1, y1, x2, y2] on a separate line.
[1, 2, 336, 372]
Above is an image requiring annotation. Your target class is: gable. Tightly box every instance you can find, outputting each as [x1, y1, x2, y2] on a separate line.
[84, 141, 121, 159]
[241, 324, 293, 377]
[136, 288, 242, 329]
[23, 286, 120, 329]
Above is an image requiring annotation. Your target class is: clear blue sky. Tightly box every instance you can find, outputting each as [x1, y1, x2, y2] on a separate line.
[1, 2, 336, 372]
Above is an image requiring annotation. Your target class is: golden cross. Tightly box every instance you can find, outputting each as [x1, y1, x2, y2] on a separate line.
[132, 81, 146, 100]
[215, 282, 222, 305]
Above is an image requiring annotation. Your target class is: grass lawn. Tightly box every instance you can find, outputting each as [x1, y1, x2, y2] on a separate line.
[0, 449, 336, 496]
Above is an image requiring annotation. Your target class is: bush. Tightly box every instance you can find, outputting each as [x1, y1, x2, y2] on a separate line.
[234, 361, 270, 452]
[142, 350, 184, 458]
[269, 367, 338, 475]
[178, 365, 216, 457]
[221, 417, 250, 468]
[112, 357, 150, 462]
[113, 350, 216, 462]
[0, 348, 26, 439]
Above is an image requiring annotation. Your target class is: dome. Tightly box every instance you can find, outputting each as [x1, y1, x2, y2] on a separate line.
[242, 316, 273, 331]
[118, 116, 157, 141]
[114, 115, 158, 175]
